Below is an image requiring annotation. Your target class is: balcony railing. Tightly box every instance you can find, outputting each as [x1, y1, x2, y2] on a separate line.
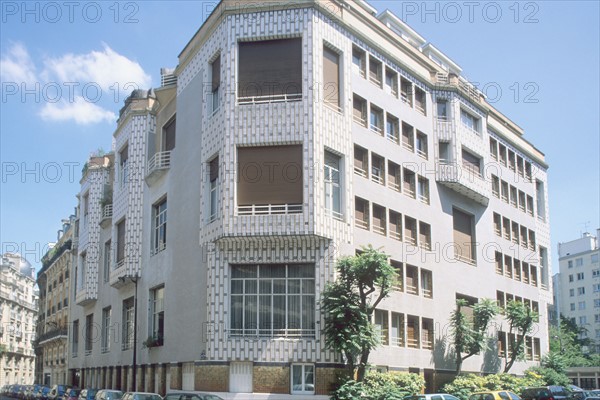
[389, 229, 402, 241]
[389, 181, 400, 192]
[407, 337, 419, 348]
[355, 218, 369, 230]
[147, 151, 171, 174]
[391, 336, 405, 347]
[102, 204, 113, 219]
[370, 123, 383, 136]
[238, 93, 302, 105]
[354, 166, 368, 178]
[373, 224, 386, 236]
[353, 114, 367, 127]
[238, 203, 302, 216]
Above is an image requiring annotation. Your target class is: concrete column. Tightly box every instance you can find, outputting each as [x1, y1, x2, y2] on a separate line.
[146, 365, 155, 393]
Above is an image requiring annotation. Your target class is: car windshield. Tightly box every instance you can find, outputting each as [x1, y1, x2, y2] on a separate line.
[134, 395, 161, 400]
[69, 390, 81, 396]
[107, 392, 123, 400]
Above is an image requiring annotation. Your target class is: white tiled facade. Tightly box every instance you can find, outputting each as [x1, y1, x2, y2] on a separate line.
[65, 0, 552, 395]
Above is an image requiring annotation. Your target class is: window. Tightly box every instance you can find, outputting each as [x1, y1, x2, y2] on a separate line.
[150, 286, 165, 346]
[569, 288, 574, 297]
[152, 198, 167, 255]
[209, 157, 219, 222]
[405, 265, 419, 295]
[385, 114, 399, 144]
[404, 217, 417, 246]
[324, 151, 342, 220]
[238, 38, 302, 101]
[82, 192, 89, 224]
[403, 168, 416, 198]
[101, 307, 111, 353]
[209, 55, 221, 113]
[518, 191, 526, 212]
[79, 253, 87, 291]
[71, 319, 79, 357]
[525, 161, 533, 181]
[371, 153, 385, 185]
[508, 150, 516, 171]
[527, 195, 534, 216]
[122, 297, 134, 350]
[498, 143, 507, 166]
[385, 68, 398, 97]
[595, 299, 600, 308]
[436, 99, 448, 120]
[414, 87, 426, 115]
[374, 309, 389, 345]
[162, 116, 176, 152]
[579, 316, 587, 325]
[402, 122, 414, 151]
[490, 138, 498, 159]
[391, 312, 405, 346]
[591, 254, 598, 264]
[416, 131, 428, 159]
[493, 213, 502, 236]
[355, 197, 369, 230]
[577, 272, 584, 280]
[453, 208, 475, 263]
[387, 161, 400, 191]
[237, 145, 302, 214]
[511, 222, 519, 244]
[593, 283, 600, 293]
[85, 314, 93, 355]
[578, 301, 586, 310]
[417, 177, 429, 204]
[368, 55, 382, 86]
[291, 364, 314, 395]
[119, 145, 129, 186]
[568, 260, 574, 268]
[389, 210, 402, 241]
[510, 186, 518, 208]
[370, 104, 383, 134]
[353, 94, 367, 126]
[372, 204, 386, 236]
[103, 240, 111, 283]
[391, 260, 404, 291]
[578, 287, 585, 295]
[438, 142, 450, 163]
[460, 109, 479, 132]
[116, 219, 126, 267]
[354, 145, 368, 177]
[421, 269, 433, 298]
[421, 318, 434, 349]
[352, 45, 366, 78]
[594, 269, 600, 277]
[230, 264, 315, 337]
[517, 156, 524, 177]
[536, 180, 546, 221]
[323, 46, 340, 111]
[401, 78, 413, 106]
[419, 222, 432, 250]
[575, 258, 583, 267]
[492, 175, 500, 197]
[569, 274, 574, 282]
[406, 315, 420, 348]
[501, 181, 509, 202]
[462, 149, 481, 177]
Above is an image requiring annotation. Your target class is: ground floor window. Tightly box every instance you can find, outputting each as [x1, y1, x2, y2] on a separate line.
[291, 364, 315, 395]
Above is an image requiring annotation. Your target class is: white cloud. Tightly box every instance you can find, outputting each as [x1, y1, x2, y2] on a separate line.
[0, 42, 37, 85]
[43, 43, 152, 93]
[39, 96, 116, 125]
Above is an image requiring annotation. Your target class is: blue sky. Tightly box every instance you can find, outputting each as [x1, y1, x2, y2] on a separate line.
[1, 1, 598, 272]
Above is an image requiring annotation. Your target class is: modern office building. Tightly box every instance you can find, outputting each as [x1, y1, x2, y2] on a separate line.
[0, 253, 38, 386]
[34, 218, 77, 385]
[554, 230, 600, 354]
[66, 0, 552, 395]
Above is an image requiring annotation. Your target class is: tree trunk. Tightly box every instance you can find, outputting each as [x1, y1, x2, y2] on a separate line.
[356, 349, 370, 382]
[504, 336, 525, 373]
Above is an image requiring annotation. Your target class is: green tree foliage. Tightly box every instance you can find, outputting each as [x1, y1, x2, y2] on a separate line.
[504, 301, 537, 373]
[441, 373, 543, 400]
[321, 246, 397, 382]
[450, 298, 499, 374]
[547, 316, 599, 367]
[526, 366, 571, 387]
[331, 371, 424, 400]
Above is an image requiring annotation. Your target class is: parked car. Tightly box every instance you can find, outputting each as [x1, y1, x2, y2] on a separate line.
[164, 392, 224, 400]
[521, 386, 572, 400]
[63, 388, 81, 400]
[405, 395, 461, 400]
[121, 392, 163, 400]
[78, 389, 98, 400]
[48, 385, 68, 400]
[38, 386, 52, 400]
[94, 390, 123, 400]
[469, 391, 521, 400]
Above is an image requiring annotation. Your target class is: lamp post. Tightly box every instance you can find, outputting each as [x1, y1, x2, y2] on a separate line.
[119, 275, 139, 391]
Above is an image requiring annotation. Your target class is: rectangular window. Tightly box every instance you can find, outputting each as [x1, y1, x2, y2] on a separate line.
[237, 145, 302, 214]
[323, 46, 340, 111]
[391, 261, 404, 291]
[528, 230, 536, 251]
[453, 208, 475, 263]
[119, 145, 129, 186]
[291, 364, 315, 395]
[354, 145, 368, 178]
[122, 297, 134, 350]
[510, 186, 518, 208]
[518, 191, 526, 212]
[385, 114, 399, 144]
[230, 264, 315, 337]
[387, 161, 401, 191]
[593, 283, 600, 292]
[402, 122, 414, 151]
[391, 312, 405, 346]
[508, 150, 516, 171]
[578, 287, 585, 295]
[495, 252, 503, 275]
[324, 151, 342, 220]
[404, 217, 417, 246]
[416, 131, 428, 159]
[493, 213, 502, 236]
[370, 104, 383, 135]
[490, 138, 498, 159]
[85, 314, 93, 355]
[72, 320, 79, 357]
[595, 299, 600, 308]
[353, 94, 367, 127]
[152, 198, 167, 254]
[462, 149, 481, 177]
[368, 55, 382, 87]
[372, 204, 386, 236]
[569, 274, 574, 282]
[209, 157, 219, 222]
[520, 226, 528, 248]
[83, 192, 89, 223]
[578, 301, 586, 310]
[525, 161, 533, 181]
[460, 109, 479, 132]
[501, 181, 509, 203]
[352, 45, 366, 78]
[403, 168, 416, 198]
[492, 175, 500, 197]
[498, 144, 507, 166]
[103, 240, 111, 283]
[421, 318, 434, 349]
[238, 38, 302, 101]
[536, 180, 546, 221]
[401, 78, 413, 106]
[163, 116, 176, 152]
[569, 288, 574, 297]
[591, 254, 599, 264]
[405, 265, 419, 295]
[517, 156, 525, 177]
[389, 210, 402, 241]
[576, 258, 583, 267]
[79, 253, 87, 291]
[417, 177, 429, 204]
[439, 142, 450, 163]
[385, 68, 398, 97]
[354, 197, 369, 230]
[368, 153, 384, 185]
[150, 286, 165, 346]
[101, 307, 111, 353]
[406, 315, 420, 348]
[436, 99, 447, 120]
[421, 269, 433, 298]
[419, 221, 432, 250]
[414, 87, 426, 115]
[116, 219, 126, 267]
[511, 222, 519, 245]
[374, 309, 389, 345]
[211, 55, 221, 113]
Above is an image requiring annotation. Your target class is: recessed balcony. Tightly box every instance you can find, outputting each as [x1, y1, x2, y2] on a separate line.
[436, 161, 489, 206]
[75, 287, 96, 306]
[100, 204, 113, 228]
[146, 151, 171, 185]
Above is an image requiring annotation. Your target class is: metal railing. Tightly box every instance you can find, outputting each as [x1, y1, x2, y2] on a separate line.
[238, 93, 302, 105]
[389, 181, 400, 191]
[353, 113, 367, 127]
[238, 203, 302, 216]
[354, 166, 367, 178]
[355, 218, 369, 230]
[370, 122, 383, 135]
[389, 229, 402, 241]
[373, 224, 386, 236]
[102, 204, 113, 219]
[147, 151, 172, 174]
[407, 337, 419, 348]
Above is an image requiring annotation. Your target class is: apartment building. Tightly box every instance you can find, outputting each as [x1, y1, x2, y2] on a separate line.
[554, 230, 600, 354]
[0, 253, 38, 386]
[35, 218, 77, 385]
[66, 0, 552, 395]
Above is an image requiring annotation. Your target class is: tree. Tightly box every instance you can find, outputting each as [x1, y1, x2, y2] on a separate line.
[450, 298, 499, 374]
[547, 315, 599, 368]
[321, 246, 397, 382]
[504, 301, 537, 372]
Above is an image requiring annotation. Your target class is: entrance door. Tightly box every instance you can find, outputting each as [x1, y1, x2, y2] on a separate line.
[229, 362, 252, 393]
